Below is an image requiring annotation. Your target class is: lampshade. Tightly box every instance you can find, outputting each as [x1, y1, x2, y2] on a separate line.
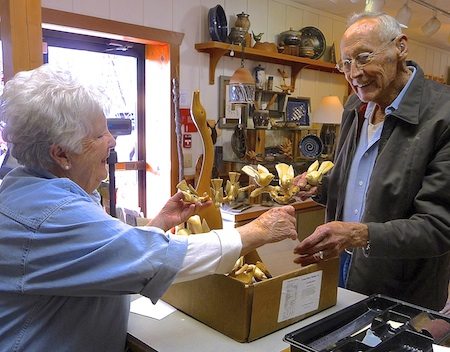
[396, 1, 412, 28]
[365, 0, 385, 13]
[421, 15, 441, 36]
[313, 96, 344, 124]
[228, 67, 256, 103]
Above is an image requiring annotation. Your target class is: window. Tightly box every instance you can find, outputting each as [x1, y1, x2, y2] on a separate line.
[43, 29, 147, 215]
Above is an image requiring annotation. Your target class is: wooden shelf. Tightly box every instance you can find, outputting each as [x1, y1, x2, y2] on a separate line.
[195, 41, 341, 87]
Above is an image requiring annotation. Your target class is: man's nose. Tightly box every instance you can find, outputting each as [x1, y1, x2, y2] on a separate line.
[348, 61, 363, 78]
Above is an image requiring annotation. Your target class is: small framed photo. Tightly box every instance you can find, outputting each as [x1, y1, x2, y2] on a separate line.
[285, 97, 311, 127]
[218, 75, 248, 128]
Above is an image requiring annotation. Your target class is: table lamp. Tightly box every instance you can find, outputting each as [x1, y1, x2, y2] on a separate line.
[313, 95, 343, 160]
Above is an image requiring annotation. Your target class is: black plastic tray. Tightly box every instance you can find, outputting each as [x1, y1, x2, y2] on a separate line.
[284, 294, 450, 352]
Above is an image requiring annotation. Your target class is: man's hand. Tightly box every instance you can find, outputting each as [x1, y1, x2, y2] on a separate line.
[440, 300, 450, 316]
[293, 221, 369, 266]
[149, 192, 212, 232]
[293, 172, 319, 201]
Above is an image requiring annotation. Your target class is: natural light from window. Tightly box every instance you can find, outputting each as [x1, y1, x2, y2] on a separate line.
[47, 46, 140, 212]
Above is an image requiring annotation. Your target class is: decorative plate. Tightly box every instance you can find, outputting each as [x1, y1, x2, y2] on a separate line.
[299, 26, 326, 60]
[208, 5, 228, 42]
[299, 134, 323, 159]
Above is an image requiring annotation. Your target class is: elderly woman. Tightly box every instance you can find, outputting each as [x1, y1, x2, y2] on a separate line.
[0, 64, 297, 351]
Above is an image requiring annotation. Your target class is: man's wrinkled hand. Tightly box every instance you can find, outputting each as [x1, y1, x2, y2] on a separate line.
[293, 221, 369, 266]
[293, 172, 318, 201]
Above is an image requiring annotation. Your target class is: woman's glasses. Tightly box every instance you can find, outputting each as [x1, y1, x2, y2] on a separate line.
[336, 36, 398, 74]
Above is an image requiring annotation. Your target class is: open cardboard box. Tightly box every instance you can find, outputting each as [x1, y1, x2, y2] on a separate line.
[162, 240, 339, 342]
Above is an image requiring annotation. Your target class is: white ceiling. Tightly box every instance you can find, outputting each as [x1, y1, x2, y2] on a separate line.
[291, 0, 450, 52]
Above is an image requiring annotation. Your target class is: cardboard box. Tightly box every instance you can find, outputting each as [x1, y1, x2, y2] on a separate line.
[163, 251, 339, 342]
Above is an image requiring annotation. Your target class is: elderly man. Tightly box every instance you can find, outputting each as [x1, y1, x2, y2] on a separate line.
[294, 12, 450, 311]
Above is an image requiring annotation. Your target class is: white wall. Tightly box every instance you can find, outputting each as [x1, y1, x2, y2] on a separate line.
[42, 0, 450, 175]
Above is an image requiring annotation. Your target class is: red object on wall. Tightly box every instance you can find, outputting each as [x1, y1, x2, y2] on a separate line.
[183, 134, 192, 148]
[180, 108, 197, 133]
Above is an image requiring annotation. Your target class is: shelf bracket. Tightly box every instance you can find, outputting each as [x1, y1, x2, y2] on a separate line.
[290, 64, 305, 90]
[207, 48, 228, 84]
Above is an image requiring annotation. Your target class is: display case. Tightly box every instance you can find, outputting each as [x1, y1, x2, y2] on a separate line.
[284, 294, 450, 352]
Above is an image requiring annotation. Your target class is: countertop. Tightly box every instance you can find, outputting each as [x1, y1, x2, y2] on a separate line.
[127, 288, 366, 352]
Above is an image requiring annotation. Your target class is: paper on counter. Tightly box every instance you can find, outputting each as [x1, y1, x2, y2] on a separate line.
[434, 345, 450, 351]
[130, 297, 176, 320]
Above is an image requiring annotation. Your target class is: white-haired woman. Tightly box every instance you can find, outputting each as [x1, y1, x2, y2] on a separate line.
[0, 64, 298, 351]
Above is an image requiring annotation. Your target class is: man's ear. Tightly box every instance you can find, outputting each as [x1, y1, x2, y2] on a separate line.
[397, 36, 408, 60]
[49, 144, 71, 170]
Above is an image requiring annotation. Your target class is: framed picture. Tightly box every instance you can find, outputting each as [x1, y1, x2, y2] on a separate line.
[285, 97, 311, 127]
[218, 75, 248, 128]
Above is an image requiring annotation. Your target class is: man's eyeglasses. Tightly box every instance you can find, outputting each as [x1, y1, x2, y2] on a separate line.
[335, 36, 398, 74]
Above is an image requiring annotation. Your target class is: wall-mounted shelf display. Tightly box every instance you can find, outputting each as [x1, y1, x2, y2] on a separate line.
[225, 127, 320, 170]
[195, 41, 340, 87]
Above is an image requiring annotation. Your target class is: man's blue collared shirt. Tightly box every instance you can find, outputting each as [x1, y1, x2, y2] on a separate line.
[340, 66, 417, 286]
[343, 66, 417, 223]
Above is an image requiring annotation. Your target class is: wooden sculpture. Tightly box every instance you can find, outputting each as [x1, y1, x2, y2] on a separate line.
[190, 91, 223, 229]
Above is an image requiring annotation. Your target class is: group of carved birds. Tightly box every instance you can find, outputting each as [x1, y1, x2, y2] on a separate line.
[177, 160, 334, 207]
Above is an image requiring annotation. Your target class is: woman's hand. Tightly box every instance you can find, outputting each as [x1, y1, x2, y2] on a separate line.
[293, 221, 369, 266]
[237, 205, 298, 256]
[149, 192, 212, 232]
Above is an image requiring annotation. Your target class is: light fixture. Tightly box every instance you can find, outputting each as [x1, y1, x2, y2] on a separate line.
[314, 96, 343, 125]
[421, 12, 441, 36]
[314, 96, 344, 159]
[365, 0, 385, 12]
[409, 1, 450, 37]
[396, 1, 412, 28]
[228, 43, 255, 104]
[228, 67, 255, 103]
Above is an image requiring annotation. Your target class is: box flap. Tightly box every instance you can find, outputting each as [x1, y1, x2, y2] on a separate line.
[256, 238, 301, 277]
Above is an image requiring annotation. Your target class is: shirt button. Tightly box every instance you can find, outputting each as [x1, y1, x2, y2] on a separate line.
[358, 180, 364, 186]
[354, 209, 359, 215]
[364, 152, 369, 158]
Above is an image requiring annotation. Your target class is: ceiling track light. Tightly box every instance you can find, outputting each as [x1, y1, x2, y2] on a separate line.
[421, 12, 441, 36]
[365, 0, 385, 13]
[396, 1, 412, 28]
[410, 0, 450, 18]
[363, 0, 449, 36]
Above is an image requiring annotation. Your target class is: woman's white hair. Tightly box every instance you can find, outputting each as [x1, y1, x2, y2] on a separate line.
[348, 12, 403, 42]
[0, 64, 110, 169]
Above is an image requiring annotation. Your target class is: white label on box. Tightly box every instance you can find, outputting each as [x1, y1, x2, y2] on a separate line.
[277, 270, 323, 322]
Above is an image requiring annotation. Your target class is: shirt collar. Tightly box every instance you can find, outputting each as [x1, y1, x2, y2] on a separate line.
[364, 65, 416, 119]
[385, 65, 416, 115]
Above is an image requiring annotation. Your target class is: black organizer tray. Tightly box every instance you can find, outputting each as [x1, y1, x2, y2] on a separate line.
[284, 294, 450, 352]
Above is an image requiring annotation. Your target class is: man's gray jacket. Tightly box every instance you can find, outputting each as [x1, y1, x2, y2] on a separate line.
[321, 61, 450, 311]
